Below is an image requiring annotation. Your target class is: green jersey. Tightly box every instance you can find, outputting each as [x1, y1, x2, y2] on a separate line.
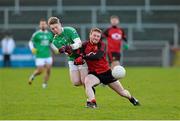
[52, 27, 80, 61]
[31, 30, 53, 58]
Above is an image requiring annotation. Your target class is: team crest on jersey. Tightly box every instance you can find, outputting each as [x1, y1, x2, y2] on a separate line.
[111, 33, 122, 40]
[43, 36, 48, 40]
[41, 40, 49, 46]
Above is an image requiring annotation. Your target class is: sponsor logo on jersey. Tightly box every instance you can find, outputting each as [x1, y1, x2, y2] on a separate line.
[111, 33, 122, 40]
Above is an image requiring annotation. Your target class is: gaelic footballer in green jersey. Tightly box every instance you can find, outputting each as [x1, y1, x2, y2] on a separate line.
[29, 29, 53, 58]
[48, 16, 88, 86]
[28, 18, 57, 88]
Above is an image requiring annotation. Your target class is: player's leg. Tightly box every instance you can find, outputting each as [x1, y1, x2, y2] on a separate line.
[42, 64, 51, 88]
[111, 60, 120, 69]
[78, 63, 88, 85]
[42, 57, 53, 88]
[28, 58, 44, 85]
[78, 63, 97, 101]
[108, 80, 140, 106]
[29, 66, 44, 85]
[84, 74, 100, 108]
[68, 61, 82, 86]
[4, 54, 10, 67]
[69, 70, 82, 86]
[7, 54, 11, 67]
[3, 54, 6, 67]
[111, 52, 121, 69]
[108, 81, 131, 98]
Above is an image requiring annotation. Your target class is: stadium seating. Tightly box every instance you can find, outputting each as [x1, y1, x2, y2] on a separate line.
[0, 11, 4, 24]
[0, 1, 178, 39]
[8, 11, 47, 24]
[10, 29, 35, 41]
[124, 49, 163, 66]
[52, 10, 92, 24]
[0, 1, 179, 43]
[0, 0, 179, 67]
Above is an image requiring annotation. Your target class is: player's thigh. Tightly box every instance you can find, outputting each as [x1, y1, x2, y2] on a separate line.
[79, 68, 88, 84]
[85, 74, 100, 87]
[108, 80, 125, 92]
[36, 66, 45, 72]
[68, 61, 81, 83]
[45, 57, 53, 71]
[69, 70, 81, 84]
[78, 62, 88, 84]
[45, 57, 53, 66]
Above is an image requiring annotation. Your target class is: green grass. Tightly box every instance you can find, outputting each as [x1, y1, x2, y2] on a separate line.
[0, 67, 180, 119]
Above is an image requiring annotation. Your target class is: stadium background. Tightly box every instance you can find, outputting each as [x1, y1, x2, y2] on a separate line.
[1, 0, 180, 67]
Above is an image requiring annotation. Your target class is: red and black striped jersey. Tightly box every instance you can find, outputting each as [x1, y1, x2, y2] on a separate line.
[104, 26, 127, 53]
[81, 40, 110, 74]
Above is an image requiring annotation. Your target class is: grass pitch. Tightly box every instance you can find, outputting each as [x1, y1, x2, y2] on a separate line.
[0, 67, 180, 119]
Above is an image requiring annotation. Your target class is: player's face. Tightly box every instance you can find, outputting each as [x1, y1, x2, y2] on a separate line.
[89, 31, 101, 44]
[49, 23, 62, 35]
[39, 21, 48, 31]
[110, 18, 119, 26]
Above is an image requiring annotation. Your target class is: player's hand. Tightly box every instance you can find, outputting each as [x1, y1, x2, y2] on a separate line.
[74, 56, 85, 65]
[123, 43, 129, 50]
[54, 49, 59, 54]
[31, 48, 37, 54]
[59, 46, 65, 53]
[64, 45, 73, 55]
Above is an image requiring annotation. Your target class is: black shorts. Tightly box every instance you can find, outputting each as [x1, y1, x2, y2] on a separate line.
[89, 69, 117, 85]
[107, 52, 121, 63]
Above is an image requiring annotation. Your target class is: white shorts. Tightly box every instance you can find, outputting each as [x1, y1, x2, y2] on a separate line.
[68, 61, 88, 71]
[35, 57, 53, 67]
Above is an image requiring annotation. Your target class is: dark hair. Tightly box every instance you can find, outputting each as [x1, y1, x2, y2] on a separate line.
[40, 18, 46, 22]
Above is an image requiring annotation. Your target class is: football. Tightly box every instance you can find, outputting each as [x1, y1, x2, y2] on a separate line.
[112, 65, 126, 79]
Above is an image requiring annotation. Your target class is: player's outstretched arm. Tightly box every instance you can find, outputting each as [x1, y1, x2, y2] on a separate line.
[59, 38, 82, 55]
[50, 43, 59, 54]
[28, 41, 37, 54]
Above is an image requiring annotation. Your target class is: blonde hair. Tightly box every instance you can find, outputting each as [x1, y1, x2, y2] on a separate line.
[90, 27, 102, 35]
[48, 17, 60, 26]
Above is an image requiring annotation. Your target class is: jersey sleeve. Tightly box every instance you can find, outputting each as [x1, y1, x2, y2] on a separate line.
[122, 29, 127, 42]
[30, 32, 38, 43]
[29, 32, 38, 49]
[103, 28, 109, 37]
[49, 31, 54, 43]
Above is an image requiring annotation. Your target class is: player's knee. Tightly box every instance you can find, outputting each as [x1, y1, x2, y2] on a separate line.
[72, 81, 82, 86]
[111, 61, 120, 68]
[37, 69, 43, 74]
[84, 78, 93, 88]
[46, 69, 51, 75]
[79, 76, 85, 85]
